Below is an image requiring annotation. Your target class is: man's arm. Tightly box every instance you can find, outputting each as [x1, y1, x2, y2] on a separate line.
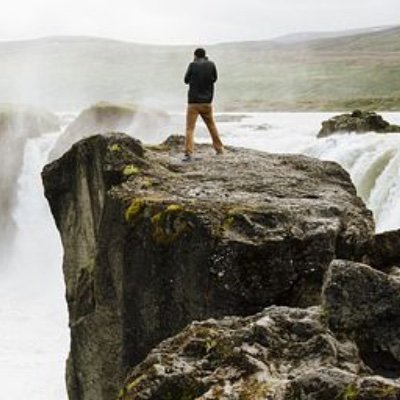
[184, 63, 192, 84]
[212, 62, 218, 83]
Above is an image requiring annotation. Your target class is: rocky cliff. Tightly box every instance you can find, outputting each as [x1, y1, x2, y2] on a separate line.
[42, 132, 376, 399]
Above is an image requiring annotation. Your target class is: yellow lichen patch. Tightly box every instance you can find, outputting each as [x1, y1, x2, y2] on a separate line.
[166, 204, 183, 212]
[220, 206, 259, 234]
[221, 208, 246, 230]
[123, 164, 140, 176]
[118, 366, 160, 399]
[124, 199, 145, 224]
[125, 374, 146, 394]
[108, 144, 122, 152]
[343, 382, 360, 400]
[151, 204, 194, 245]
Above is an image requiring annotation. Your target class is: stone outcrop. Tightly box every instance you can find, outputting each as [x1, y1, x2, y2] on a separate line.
[118, 259, 400, 399]
[318, 110, 400, 138]
[369, 229, 400, 270]
[119, 301, 400, 399]
[50, 102, 169, 160]
[42, 132, 375, 400]
[0, 105, 59, 257]
[323, 260, 400, 379]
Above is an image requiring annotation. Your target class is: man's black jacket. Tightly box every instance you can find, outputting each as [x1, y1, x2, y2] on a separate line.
[184, 57, 218, 104]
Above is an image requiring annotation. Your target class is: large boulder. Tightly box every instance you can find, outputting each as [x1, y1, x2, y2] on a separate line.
[119, 307, 367, 400]
[318, 110, 400, 138]
[50, 101, 169, 160]
[369, 229, 400, 270]
[42, 133, 374, 399]
[0, 105, 59, 257]
[118, 259, 400, 400]
[323, 259, 400, 378]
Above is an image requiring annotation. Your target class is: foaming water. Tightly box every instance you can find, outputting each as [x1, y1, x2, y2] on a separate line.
[0, 130, 69, 399]
[303, 130, 400, 232]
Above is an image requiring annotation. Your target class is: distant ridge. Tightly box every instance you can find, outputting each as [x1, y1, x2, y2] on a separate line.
[1, 25, 400, 111]
[271, 25, 396, 44]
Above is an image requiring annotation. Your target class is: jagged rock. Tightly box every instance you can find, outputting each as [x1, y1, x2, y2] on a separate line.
[50, 101, 169, 160]
[118, 305, 400, 400]
[323, 259, 400, 378]
[42, 133, 374, 399]
[118, 259, 400, 399]
[369, 229, 400, 270]
[318, 110, 400, 138]
[0, 105, 59, 257]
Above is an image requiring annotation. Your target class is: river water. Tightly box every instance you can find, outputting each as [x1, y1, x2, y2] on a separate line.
[1, 111, 400, 399]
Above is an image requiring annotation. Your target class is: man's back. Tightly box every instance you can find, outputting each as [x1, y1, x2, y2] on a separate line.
[184, 58, 218, 104]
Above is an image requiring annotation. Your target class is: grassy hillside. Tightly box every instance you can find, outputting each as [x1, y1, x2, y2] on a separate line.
[0, 27, 400, 111]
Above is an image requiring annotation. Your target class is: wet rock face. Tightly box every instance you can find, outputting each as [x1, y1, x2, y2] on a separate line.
[42, 133, 374, 400]
[318, 110, 400, 138]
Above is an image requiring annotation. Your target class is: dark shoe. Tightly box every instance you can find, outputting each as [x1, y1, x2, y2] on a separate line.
[216, 149, 224, 155]
[182, 154, 192, 162]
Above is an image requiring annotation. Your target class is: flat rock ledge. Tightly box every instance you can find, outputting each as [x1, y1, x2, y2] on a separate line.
[42, 133, 374, 400]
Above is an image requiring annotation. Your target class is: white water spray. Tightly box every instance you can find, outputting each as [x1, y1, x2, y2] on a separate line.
[0, 131, 69, 399]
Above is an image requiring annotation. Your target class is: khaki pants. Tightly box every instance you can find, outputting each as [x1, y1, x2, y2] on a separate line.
[185, 103, 224, 155]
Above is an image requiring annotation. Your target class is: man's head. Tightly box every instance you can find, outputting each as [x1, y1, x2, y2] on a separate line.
[194, 48, 206, 59]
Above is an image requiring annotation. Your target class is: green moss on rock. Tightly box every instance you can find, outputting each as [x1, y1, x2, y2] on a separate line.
[123, 164, 140, 177]
[108, 144, 122, 152]
[124, 200, 146, 224]
[151, 204, 194, 245]
[343, 383, 360, 400]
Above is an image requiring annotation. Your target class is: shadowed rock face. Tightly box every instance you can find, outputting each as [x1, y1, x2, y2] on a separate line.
[119, 260, 400, 399]
[0, 105, 59, 258]
[119, 305, 400, 400]
[49, 102, 169, 161]
[318, 110, 400, 138]
[42, 133, 374, 400]
[369, 229, 400, 270]
[323, 260, 400, 379]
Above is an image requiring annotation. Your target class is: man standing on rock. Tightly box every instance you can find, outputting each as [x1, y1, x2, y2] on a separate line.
[183, 48, 224, 162]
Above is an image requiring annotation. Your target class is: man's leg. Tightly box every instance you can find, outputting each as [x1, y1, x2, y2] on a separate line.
[199, 104, 224, 154]
[185, 104, 199, 155]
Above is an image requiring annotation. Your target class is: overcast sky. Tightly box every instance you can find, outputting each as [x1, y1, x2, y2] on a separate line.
[1, 0, 399, 44]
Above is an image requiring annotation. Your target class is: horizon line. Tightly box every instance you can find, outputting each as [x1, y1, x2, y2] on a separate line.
[0, 23, 397, 47]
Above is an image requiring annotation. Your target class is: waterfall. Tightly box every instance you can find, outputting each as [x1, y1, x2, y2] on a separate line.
[0, 130, 69, 399]
[302, 132, 400, 232]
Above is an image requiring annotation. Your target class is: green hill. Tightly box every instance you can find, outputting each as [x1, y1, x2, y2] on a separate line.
[1, 26, 400, 111]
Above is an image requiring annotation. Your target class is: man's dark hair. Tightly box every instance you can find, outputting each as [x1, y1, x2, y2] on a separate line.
[194, 48, 206, 58]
